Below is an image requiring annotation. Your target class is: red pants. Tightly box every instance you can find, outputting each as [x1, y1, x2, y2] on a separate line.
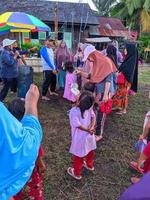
[73, 151, 95, 176]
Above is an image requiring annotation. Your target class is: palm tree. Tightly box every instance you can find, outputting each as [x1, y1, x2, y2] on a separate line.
[92, 0, 116, 15]
[110, 0, 150, 33]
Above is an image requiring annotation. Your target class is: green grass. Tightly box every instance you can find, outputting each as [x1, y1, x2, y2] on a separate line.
[2, 66, 150, 200]
[139, 67, 150, 85]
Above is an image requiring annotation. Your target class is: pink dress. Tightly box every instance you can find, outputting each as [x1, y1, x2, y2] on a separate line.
[69, 107, 96, 157]
[63, 72, 76, 102]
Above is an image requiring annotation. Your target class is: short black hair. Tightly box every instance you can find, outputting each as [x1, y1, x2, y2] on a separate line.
[8, 98, 25, 121]
[83, 82, 95, 93]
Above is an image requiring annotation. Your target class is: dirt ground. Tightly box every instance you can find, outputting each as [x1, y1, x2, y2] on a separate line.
[2, 66, 150, 200]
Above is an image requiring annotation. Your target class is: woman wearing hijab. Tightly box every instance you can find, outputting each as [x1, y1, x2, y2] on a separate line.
[113, 42, 138, 115]
[77, 45, 117, 141]
[56, 40, 72, 89]
[106, 45, 118, 97]
[0, 84, 42, 200]
[101, 41, 123, 66]
[111, 40, 123, 65]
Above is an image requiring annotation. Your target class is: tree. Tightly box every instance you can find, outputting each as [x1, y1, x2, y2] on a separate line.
[93, 0, 150, 32]
[92, 0, 116, 15]
[110, 0, 150, 32]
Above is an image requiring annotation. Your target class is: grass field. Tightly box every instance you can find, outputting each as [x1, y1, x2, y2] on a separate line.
[3, 66, 150, 200]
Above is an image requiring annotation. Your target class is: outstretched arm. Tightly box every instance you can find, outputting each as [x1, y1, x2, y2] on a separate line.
[25, 84, 39, 117]
[139, 117, 150, 140]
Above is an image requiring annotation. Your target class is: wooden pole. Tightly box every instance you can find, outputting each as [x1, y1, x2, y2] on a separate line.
[54, 3, 58, 47]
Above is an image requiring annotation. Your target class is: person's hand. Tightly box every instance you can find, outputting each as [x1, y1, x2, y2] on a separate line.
[29, 46, 38, 52]
[14, 51, 20, 59]
[102, 95, 109, 102]
[25, 84, 39, 117]
[95, 93, 101, 104]
[75, 69, 81, 74]
[137, 164, 144, 173]
[52, 70, 58, 75]
[88, 125, 96, 135]
[139, 135, 144, 140]
[89, 127, 95, 135]
[25, 84, 39, 104]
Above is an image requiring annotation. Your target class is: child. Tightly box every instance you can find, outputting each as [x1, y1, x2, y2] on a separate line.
[63, 61, 77, 103]
[67, 91, 96, 180]
[8, 98, 45, 200]
[130, 110, 150, 173]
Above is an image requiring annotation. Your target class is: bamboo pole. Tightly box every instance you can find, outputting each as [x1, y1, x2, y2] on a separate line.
[54, 2, 58, 47]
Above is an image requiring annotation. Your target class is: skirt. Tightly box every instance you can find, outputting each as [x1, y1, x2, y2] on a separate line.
[113, 81, 131, 110]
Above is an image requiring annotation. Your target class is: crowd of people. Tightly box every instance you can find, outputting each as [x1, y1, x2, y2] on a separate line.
[0, 35, 150, 200]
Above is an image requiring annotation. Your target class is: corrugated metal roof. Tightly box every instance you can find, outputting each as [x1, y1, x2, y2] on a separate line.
[0, 0, 99, 25]
[97, 16, 126, 30]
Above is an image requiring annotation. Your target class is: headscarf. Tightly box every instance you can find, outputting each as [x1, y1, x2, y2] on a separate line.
[112, 40, 119, 51]
[106, 45, 118, 67]
[56, 40, 71, 67]
[82, 45, 117, 84]
[82, 45, 96, 62]
[119, 43, 138, 92]
[0, 102, 42, 200]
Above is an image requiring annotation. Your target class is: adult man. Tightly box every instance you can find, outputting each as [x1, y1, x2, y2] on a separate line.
[0, 39, 19, 101]
[0, 84, 42, 200]
[40, 36, 57, 101]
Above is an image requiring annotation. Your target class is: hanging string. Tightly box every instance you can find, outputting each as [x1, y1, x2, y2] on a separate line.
[79, 4, 85, 42]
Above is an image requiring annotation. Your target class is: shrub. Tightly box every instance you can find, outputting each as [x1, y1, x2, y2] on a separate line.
[21, 43, 42, 56]
[137, 34, 150, 62]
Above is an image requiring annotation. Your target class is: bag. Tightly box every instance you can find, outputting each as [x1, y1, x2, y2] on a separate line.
[134, 139, 147, 154]
[117, 73, 126, 84]
[99, 99, 113, 114]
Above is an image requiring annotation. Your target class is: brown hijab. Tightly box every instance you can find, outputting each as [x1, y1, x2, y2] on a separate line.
[87, 51, 117, 83]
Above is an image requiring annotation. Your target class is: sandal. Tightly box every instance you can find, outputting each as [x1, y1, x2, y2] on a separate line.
[116, 111, 126, 115]
[67, 167, 82, 180]
[42, 96, 50, 101]
[83, 161, 94, 171]
[129, 161, 144, 174]
[112, 107, 121, 111]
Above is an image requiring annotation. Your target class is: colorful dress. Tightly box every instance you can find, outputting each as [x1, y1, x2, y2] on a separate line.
[56, 47, 71, 89]
[113, 77, 131, 110]
[69, 107, 96, 157]
[63, 72, 77, 102]
[14, 146, 44, 200]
